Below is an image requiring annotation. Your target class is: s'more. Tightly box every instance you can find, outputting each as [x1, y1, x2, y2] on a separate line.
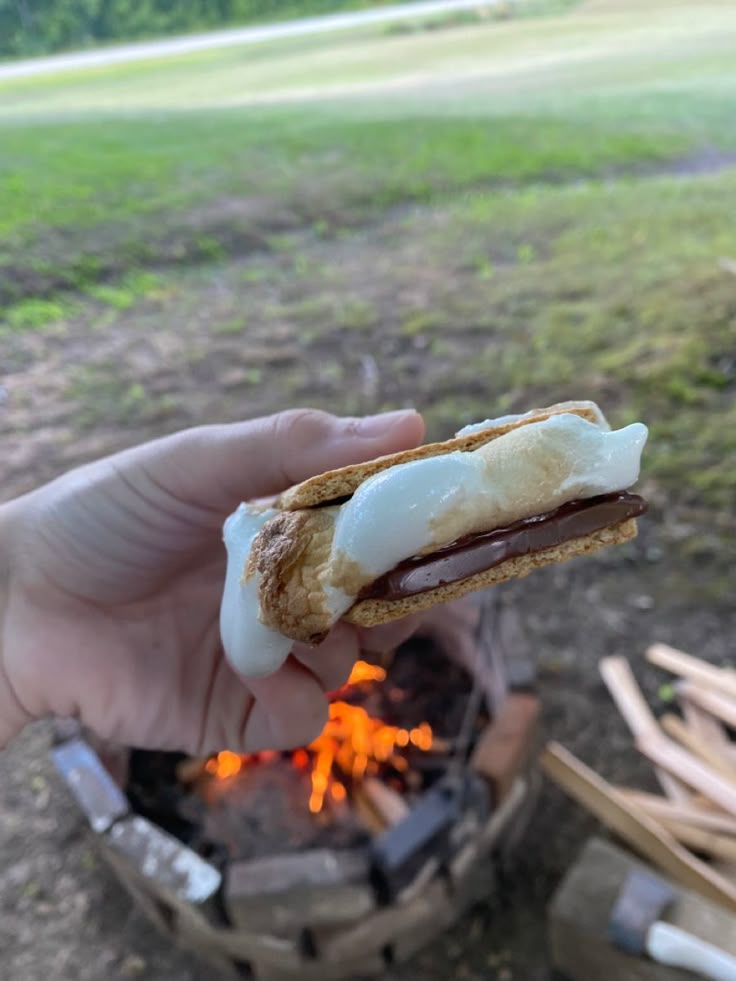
[220, 401, 648, 677]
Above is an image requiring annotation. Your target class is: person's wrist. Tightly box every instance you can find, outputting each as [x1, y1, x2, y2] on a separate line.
[0, 499, 33, 748]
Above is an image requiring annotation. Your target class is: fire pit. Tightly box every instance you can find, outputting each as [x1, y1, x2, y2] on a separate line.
[51, 590, 541, 980]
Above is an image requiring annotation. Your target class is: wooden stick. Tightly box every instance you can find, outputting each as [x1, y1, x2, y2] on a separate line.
[599, 656, 689, 802]
[647, 643, 736, 700]
[679, 682, 736, 730]
[599, 656, 661, 738]
[660, 713, 736, 781]
[661, 819, 736, 863]
[638, 734, 736, 817]
[175, 756, 207, 783]
[619, 789, 736, 836]
[351, 783, 388, 835]
[540, 742, 736, 911]
[682, 699, 734, 764]
[360, 777, 409, 827]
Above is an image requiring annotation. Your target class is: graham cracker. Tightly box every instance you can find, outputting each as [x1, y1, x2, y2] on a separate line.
[343, 518, 638, 628]
[278, 401, 602, 510]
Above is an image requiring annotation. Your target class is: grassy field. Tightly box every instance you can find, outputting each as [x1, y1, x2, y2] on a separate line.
[2, 3, 736, 979]
[3, 0, 735, 574]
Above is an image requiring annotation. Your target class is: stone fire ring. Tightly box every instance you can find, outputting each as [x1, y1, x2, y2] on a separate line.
[51, 697, 540, 981]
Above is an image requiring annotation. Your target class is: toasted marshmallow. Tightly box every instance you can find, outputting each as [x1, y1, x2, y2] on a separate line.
[329, 414, 646, 592]
[455, 400, 610, 436]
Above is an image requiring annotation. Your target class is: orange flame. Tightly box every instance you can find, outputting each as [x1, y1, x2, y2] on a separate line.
[202, 660, 432, 814]
[346, 660, 387, 685]
[205, 750, 243, 779]
[306, 701, 432, 814]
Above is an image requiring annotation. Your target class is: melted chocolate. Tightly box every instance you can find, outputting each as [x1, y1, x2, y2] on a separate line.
[359, 492, 647, 601]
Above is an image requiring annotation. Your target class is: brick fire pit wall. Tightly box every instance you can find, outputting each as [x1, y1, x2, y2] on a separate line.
[51, 690, 540, 981]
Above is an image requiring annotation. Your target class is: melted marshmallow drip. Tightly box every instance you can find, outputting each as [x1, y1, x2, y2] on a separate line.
[220, 503, 293, 677]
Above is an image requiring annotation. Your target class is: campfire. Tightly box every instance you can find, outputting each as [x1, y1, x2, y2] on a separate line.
[197, 660, 434, 819]
[51, 592, 541, 980]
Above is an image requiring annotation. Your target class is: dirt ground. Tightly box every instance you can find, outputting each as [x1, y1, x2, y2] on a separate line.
[2, 197, 734, 980]
[2, 569, 733, 981]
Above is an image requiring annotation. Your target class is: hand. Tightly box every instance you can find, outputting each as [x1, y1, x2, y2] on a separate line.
[0, 409, 425, 754]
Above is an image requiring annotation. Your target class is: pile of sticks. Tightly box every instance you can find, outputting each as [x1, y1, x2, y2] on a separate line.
[540, 643, 736, 912]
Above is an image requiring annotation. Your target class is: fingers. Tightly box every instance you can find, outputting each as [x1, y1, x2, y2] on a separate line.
[137, 408, 425, 518]
[356, 612, 428, 656]
[204, 623, 364, 754]
[245, 658, 330, 752]
[292, 622, 360, 694]
[198, 605, 464, 757]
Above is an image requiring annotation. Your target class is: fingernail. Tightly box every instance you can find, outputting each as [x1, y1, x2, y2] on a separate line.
[356, 409, 417, 437]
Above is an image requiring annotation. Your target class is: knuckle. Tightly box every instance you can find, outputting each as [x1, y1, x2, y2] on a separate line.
[274, 408, 333, 447]
[271, 408, 336, 487]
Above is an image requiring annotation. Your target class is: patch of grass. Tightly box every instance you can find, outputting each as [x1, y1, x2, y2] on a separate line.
[405, 169, 736, 517]
[67, 370, 177, 429]
[2, 297, 69, 331]
[400, 310, 441, 336]
[2, 0, 735, 594]
[338, 298, 376, 329]
[85, 270, 163, 309]
[0, 108, 696, 306]
[213, 316, 249, 334]
[240, 266, 269, 284]
[2, 1, 736, 308]
[280, 295, 334, 323]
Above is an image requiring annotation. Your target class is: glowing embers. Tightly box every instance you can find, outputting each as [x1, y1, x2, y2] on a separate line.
[202, 661, 433, 816]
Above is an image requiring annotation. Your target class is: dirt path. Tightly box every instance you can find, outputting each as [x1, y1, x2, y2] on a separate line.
[0, 0, 492, 81]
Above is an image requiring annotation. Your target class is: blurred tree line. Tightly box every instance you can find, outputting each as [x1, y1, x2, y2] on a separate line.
[0, 0, 407, 57]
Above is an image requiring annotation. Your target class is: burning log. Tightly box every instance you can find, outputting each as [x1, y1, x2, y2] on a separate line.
[175, 756, 208, 784]
[361, 777, 410, 828]
[190, 661, 437, 818]
[351, 783, 388, 836]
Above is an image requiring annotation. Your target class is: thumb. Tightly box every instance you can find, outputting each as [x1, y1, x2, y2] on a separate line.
[139, 408, 425, 515]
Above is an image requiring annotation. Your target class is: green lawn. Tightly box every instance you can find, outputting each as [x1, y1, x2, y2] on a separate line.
[2, 0, 735, 588]
[2, 0, 736, 305]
